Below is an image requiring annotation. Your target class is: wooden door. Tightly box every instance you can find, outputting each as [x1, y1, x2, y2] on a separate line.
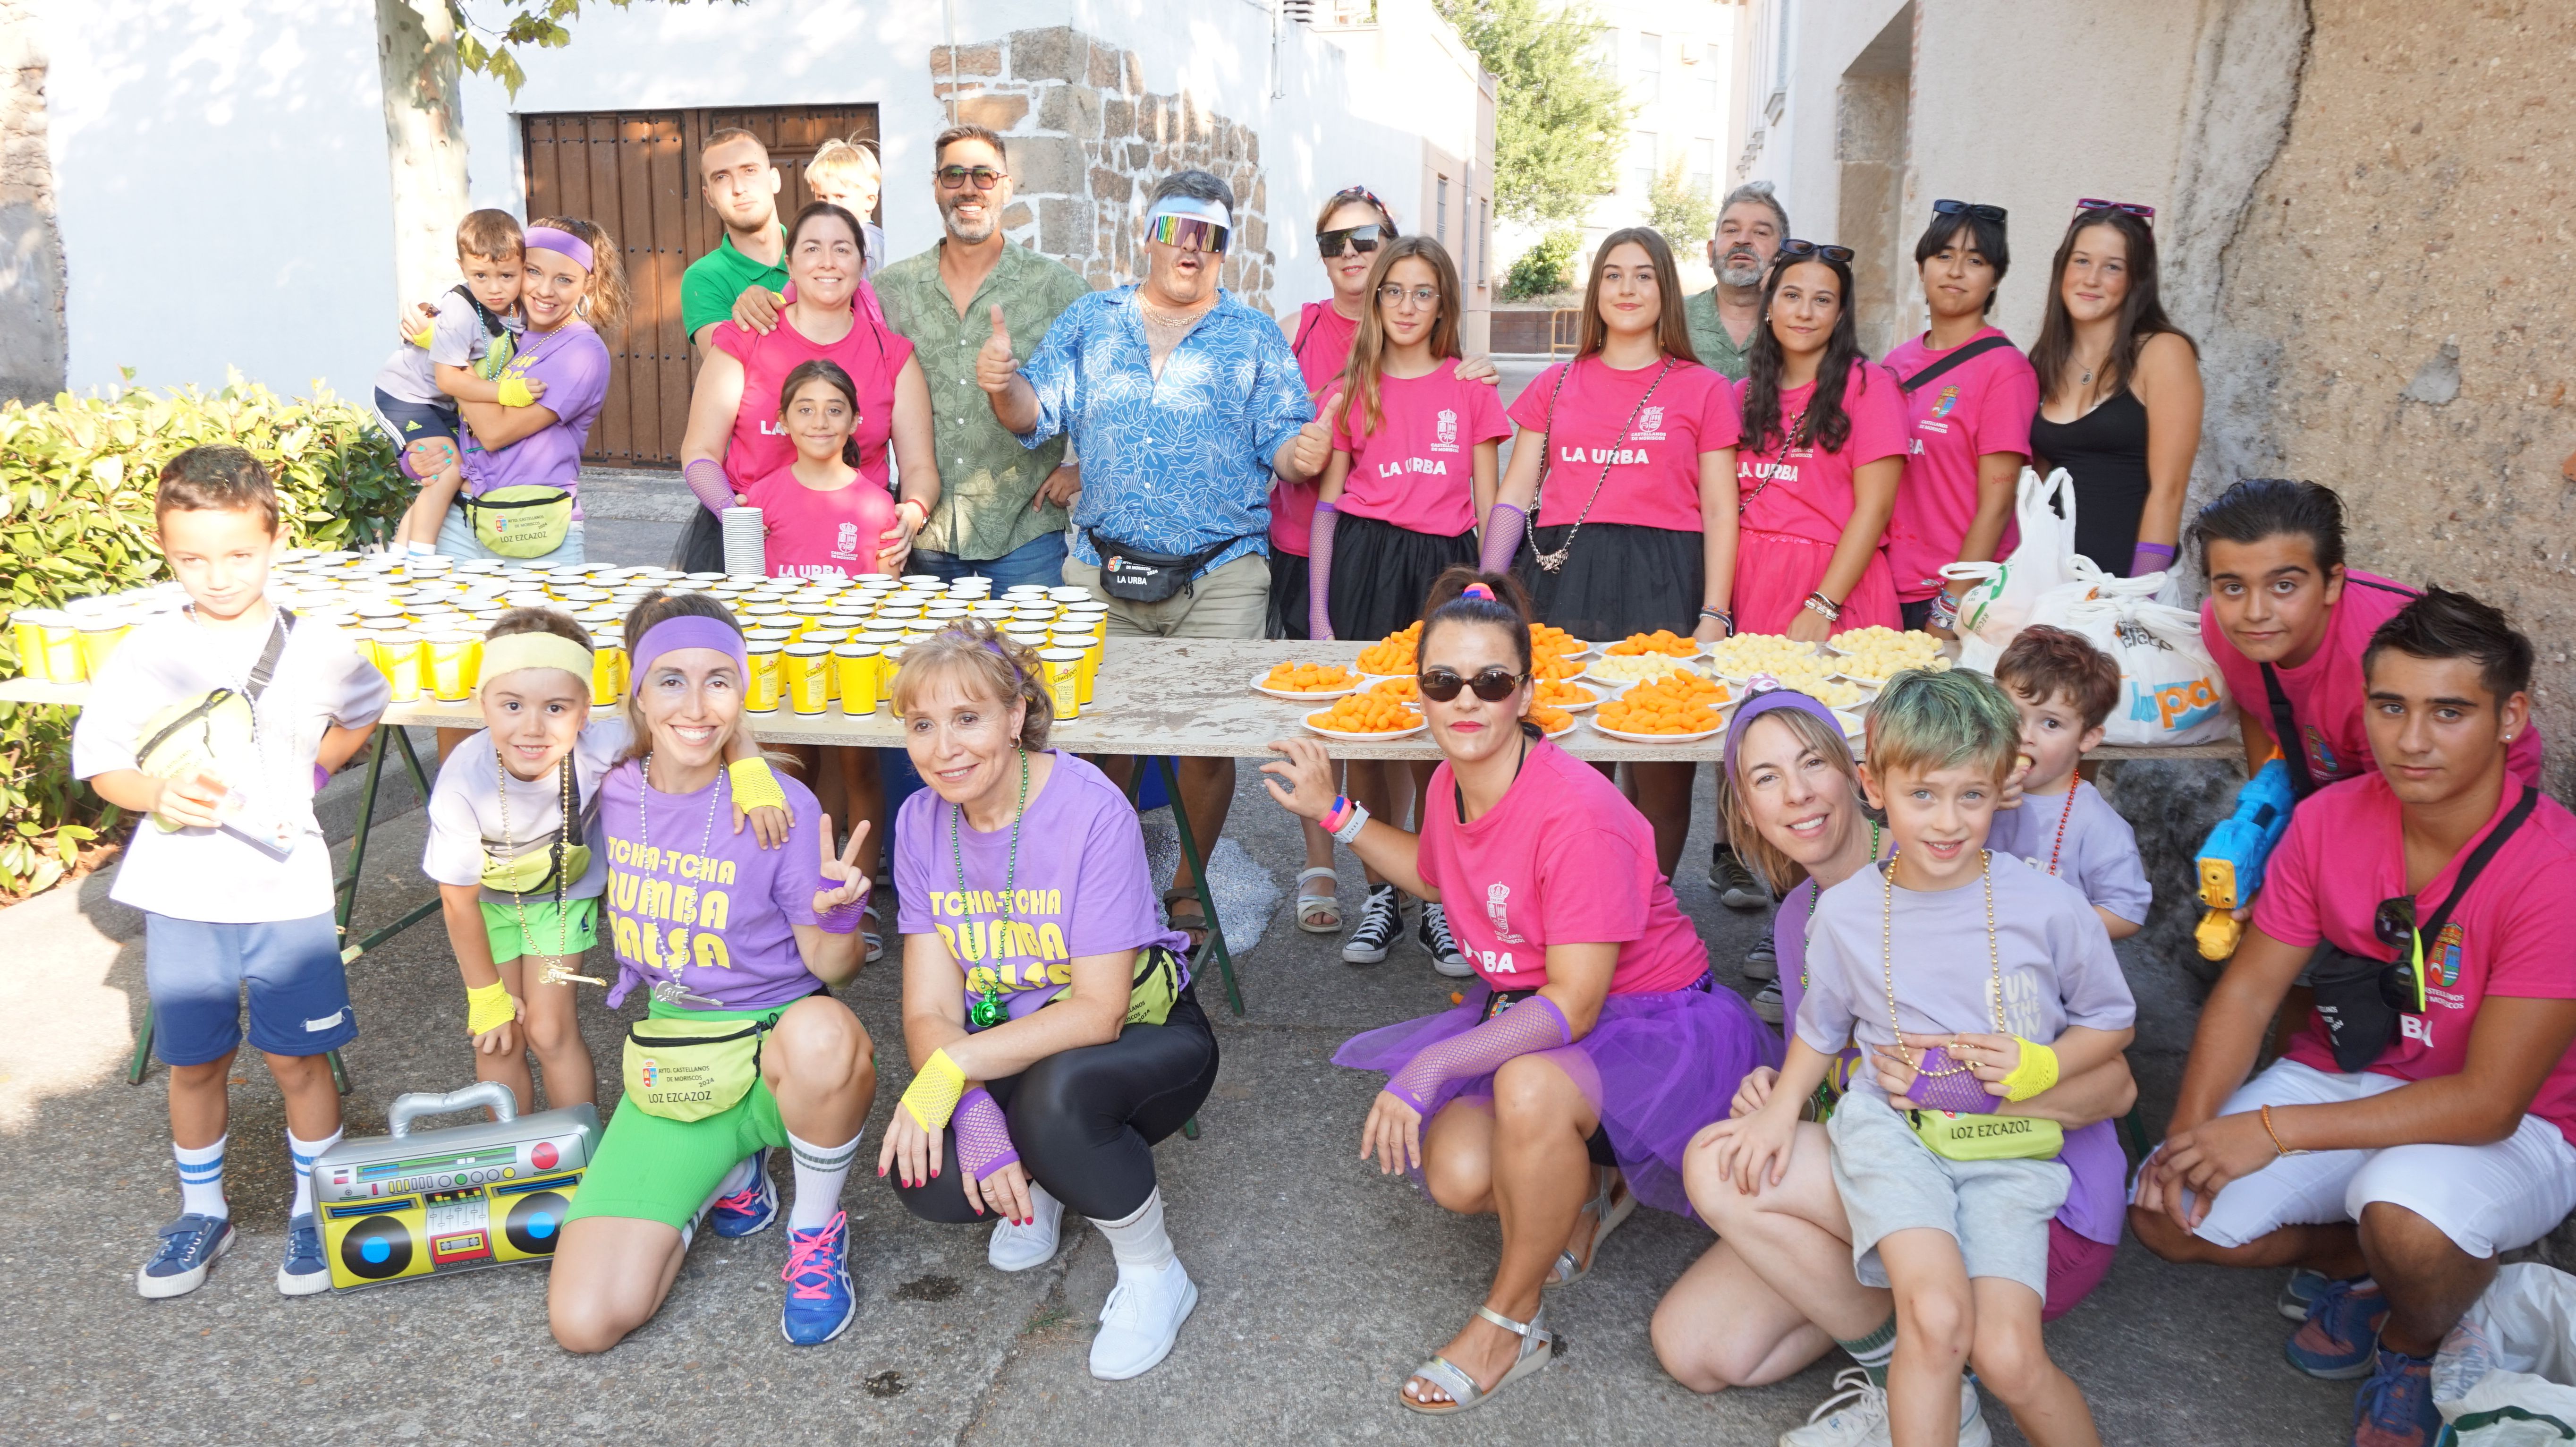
[521, 104, 882, 467]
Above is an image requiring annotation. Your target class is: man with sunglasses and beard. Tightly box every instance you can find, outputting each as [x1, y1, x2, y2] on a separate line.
[1682, 181, 1788, 384]
[2133, 588, 2576, 1447]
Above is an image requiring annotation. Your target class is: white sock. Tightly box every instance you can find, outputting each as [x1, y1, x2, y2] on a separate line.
[681, 1180, 726, 1250]
[175, 1137, 228, 1219]
[786, 1128, 860, 1232]
[1089, 1188, 1176, 1274]
[715, 1150, 763, 1199]
[286, 1128, 340, 1218]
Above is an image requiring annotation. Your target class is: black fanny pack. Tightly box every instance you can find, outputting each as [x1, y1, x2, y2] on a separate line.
[1088, 530, 1245, 605]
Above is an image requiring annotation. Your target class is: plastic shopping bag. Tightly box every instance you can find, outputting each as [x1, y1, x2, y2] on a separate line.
[1943, 467, 2087, 672]
[2057, 564, 2234, 747]
[2433, 1263, 2576, 1446]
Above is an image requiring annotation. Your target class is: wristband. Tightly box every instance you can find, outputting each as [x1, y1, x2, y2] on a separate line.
[408, 325, 434, 351]
[1320, 794, 1351, 834]
[313, 763, 331, 794]
[954, 1087, 1021, 1181]
[1698, 605, 1734, 631]
[2130, 541, 2178, 578]
[1331, 800, 1370, 845]
[496, 376, 536, 408]
[900, 1048, 968, 1132]
[1802, 592, 1843, 624]
[1926, 590, 1961, 628]
[728, 757, 788, 815]
[815, 893, 869, 935]
[465, 979, 517, 1037]
[2000, 1038, 2059, 1102]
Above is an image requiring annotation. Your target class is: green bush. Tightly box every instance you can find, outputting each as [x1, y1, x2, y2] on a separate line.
[0, 374, 406, 897]
[1501, 230, 1581, 301]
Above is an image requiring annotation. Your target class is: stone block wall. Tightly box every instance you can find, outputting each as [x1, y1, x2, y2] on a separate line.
[931, 27, 1277, 315]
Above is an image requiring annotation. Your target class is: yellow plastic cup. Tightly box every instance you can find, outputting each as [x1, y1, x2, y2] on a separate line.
[22, 611, 79, 681]
[590, 633, 627, 706]
[426, 631, 477, 702]
[8, 610, 43, 679]
[1002, 626, 1051, 653]
[784, 642, 830, 715]
[833, 642, 882, 715]
[1040, 647, 1084, 720]
[1052, 630, 1100, 704]
[745, 640, 783, 713]
[377, 630, 425, 702]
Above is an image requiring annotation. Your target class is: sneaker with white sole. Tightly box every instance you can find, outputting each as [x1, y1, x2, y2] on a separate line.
[1343, 885, 1400, 965]
[711, 1148, 779, 1239]
[2279, 1266, 2330, 1321]
[1090, 1257, 1199, 1380]
[988, 1183, 1064, 1272]
[137, 1213, 235, 1300]
[1778, 1370, 1990, 1447]
[1419, 902, 1472, 977]
[1745, 933, 1780, 981]
[1711, 846, 1773, 910]
[276, 1212, 329, 1296]
[779, 1210, 857, 1346]
[1749, 979, 1785, 1025]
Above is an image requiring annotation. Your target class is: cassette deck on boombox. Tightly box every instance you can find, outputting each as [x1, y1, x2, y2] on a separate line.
[311, 1082, 602, 1291]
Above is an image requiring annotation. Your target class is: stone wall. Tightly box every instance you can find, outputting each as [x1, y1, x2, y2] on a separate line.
[930, 27, 1277, 316]
[0, 0, 64, 404]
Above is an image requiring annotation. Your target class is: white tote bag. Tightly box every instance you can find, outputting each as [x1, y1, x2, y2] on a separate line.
[2055, 567, 2233, 747]
[1943, 467, 2086, 672]
[2434, 1264, 2576, 1446]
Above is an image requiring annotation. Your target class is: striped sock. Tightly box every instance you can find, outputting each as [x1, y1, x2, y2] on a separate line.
[1838, 1313, 1898, 1389]
[175, 1137, 228, 1219]
[287, 1129, 340, 1217]
[786, 1129, 861, 1232]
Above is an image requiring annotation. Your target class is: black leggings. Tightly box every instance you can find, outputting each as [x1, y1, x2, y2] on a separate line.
[891, 987, 1220, 1223]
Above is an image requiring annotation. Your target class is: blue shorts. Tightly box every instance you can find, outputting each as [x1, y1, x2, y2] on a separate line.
[144, 911, 358, 1066]
[907, 530, 1070, 593]
[372, 389, 461, 480]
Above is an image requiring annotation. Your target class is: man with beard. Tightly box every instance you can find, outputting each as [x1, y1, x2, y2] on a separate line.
[1681, 181, 1788, 383]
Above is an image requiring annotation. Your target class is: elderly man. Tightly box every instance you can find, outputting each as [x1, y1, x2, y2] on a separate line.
[1682, 180, 1788, 383]
[979, 168, 1323, 941]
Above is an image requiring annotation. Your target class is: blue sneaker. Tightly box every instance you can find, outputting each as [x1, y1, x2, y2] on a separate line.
[277, 1212, 330, 1295]
[137, 1214, 235, 1299]
[2287, 1276, 2388, 1379]
[2352, 1344, 2441, 1447]
[779, 1211, 856, 1346]
[2281, 1267, 2332, 1321]
[711, 1149, 779, 1239]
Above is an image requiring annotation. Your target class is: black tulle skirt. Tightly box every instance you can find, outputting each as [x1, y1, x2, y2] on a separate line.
[1327, 513, 1480, 641]
[1513, 521, 1704, 641]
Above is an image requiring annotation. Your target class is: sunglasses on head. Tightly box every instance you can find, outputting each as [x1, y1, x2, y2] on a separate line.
[1318, 224, 1387, 258]
[1776, 238, 1856, 264]
[1932, 199, 2008, 222]
[2372, 896, 2431, 1014]
[1146, 213, 1231, 255]
[2074, 198, 2155, 222]
[1417, 666, 1529, 704]
[936, 164, 1004, 191]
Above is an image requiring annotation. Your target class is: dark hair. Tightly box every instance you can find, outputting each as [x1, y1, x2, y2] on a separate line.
[2363, 587, 2535, 708]
[933, 122, 1008, 167]
[2191, 477, 2347, 578]
[1150, 168, 1236, 214]
[1718, 181, 1789, 239]
[617, 590, 746, 764]
[786, 201, 868, 269]
[155, 445, 280, 534]
[1576, 226, 1698, 363]
[456, 208, 525, 262]
[2029, 209, 2196, 406]
[486, 605, 591, 648]
[1418, 567, 1534, 678]
[1912, 212, 2010, 314]
[778, 359, 865, 468]
[1995, 624, 2121, 732]
[1340, 236, 1464, 437]
[1741, 249, 1869, 455]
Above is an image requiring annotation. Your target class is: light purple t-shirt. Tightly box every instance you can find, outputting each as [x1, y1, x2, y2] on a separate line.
[458, 319, 612, 512]
[1986, 779, 2152, 926]
[598, 758, 825, 1011]
[895, 752, 1192, 1024]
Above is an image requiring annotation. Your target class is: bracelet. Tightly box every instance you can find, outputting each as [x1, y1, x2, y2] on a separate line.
[897, 497, 929, 523]
[1802, 592, 1842, 623]
[1699, 605, 1734, 632]
[2000, 1038, 2059, 1102]
[1926, 590, 1961, 628]
[2259, 1103, 2305, 1157]
[1331, 800, 1371, 845]
[900, 1048, 969, 1132]
[465, 979, 517, 1037]
[1320, 794, 1351, 834]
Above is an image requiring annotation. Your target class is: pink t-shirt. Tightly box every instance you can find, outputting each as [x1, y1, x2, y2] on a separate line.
[2203, 570, 2546, 789]
[1733, 360, 1912, 546]
[1416, 737, 1710, 994]
[740, 463, 899, 578]
[1329, 359, 1512, 536]
[711, 308, 916, 495]
[1270, 301, 1362, 556]
[2255, 773, 2576, 1145]
[1881, 329, 2040, 602]
[1504, 354, 1740, 534]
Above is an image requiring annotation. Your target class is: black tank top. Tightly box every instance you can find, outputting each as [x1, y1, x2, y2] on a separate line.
[2030, 388, 2151, 576]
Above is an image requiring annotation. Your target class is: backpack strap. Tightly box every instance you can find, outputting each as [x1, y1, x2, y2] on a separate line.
[2260, 661, 2319, 802]
[1897, 334, 2014, 393]
[244, 608, 295, 706]
[450, 283, 509, 340]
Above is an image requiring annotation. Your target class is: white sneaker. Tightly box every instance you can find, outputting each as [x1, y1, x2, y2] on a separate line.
[1089, 1257, 1198, 1380]
[1779, 1368, 1887, 1447]
[1958, 1376, 1994, 1447]
[987, 1183, 1064, 1272]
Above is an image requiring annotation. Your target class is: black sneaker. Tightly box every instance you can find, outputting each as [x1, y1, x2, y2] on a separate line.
[1343, 885, 1400, 965]
[1418, 902, 1472, 977]
[1749, 980, 1784, 1025]
[1744, 934, 1779, 981]
[1709, 845, 1772, 910]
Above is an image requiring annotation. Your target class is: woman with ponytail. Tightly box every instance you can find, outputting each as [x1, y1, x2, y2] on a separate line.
[1261, 567, 1776, 1415]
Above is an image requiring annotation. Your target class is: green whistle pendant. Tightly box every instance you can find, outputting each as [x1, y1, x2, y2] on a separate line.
[969, 990, 1008, 1030]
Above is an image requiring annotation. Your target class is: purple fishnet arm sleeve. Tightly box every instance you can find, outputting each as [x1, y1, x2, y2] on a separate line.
[1307, 502, 1339, 641]
[684, 458, 733, 513]
[953, 1087, 1020, 1180]
[1384, 995, 1572, 1114]
[1479, 502, 1528, 575]
[1904, 1047, 1998, 1112]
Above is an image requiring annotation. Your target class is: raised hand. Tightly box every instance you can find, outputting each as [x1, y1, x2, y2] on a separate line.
[1285, 420, 1332, 479]
[975, 304, 1019, 395]
[812, 815, 873, 916]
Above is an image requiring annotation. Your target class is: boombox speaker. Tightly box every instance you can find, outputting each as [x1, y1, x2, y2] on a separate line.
[312, 1081, 602, 1292]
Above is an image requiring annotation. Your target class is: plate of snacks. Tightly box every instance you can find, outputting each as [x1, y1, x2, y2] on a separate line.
[1532, 676, 1601, 712]
[1355, 622, 1421, 678]
[1584, 652, 1705, 688]
[1592, 672, 1729, 742]
[1704, 632, 1825, 677]
[1305, 692, 1427, 740]
[1366, 675, 1421, 704]
[1603, 628, 1701, 659]
[1524, 702, 1578, 740]
[1530, 623, 1590, 661]
[1827, 625, 1953, 683]
[1533, 651, 1587, 682]
[1253, 660, 1362, 699]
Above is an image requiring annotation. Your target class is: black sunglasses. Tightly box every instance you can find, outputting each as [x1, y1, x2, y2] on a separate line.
[2074, 197, 2155, 222]
[1317, 224, 1387, 258]
[1776, 238, 1856, 264]
[2372, 896, 2430, 1014]
[1417, 666, 1528, 704]
[1932, 199, 2007, 222]
[936, 164, 1004, 191]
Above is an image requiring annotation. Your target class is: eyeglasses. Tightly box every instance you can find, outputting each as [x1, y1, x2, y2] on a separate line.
[2074, 198, 2155, 222]
[2372, 896, 2431, 1014]
[1776, 238, 1856, 264]
[1417, 666, 1529, 704]
[1377, 283, 1440, 309]
[936, 165, 1004, 191]
[1146, 213, 1231, 255]
[1932, 199, 2008, 222]
[1318, 224, 1387, 259]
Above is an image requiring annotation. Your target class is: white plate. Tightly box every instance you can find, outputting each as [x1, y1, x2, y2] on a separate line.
[1833, 669, 1890, 689]
[1581, 661, 1703, 690]
[1250, 668, 1361, 701]
[1533, 681, 1603, 712]
[1302, 716, 1427, 741]
[1535, 718, 1579, 741]
[1589, 717, 1728, 745]
[1831, 708, 1866, 739]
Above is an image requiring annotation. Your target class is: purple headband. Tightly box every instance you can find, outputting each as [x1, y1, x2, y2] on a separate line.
[524, 225, 595, 272]
[1722, 686, 1847, 784]
[631, 616, 748, 694]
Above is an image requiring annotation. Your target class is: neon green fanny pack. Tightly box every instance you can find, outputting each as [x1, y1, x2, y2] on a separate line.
[481, 842, 593, 896]
[621, 1015, 766, 1122]
[1907, 1109, 2064, 1161]
[461, 485, 575, 558]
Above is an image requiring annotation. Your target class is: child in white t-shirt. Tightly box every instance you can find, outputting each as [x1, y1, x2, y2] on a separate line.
[72, 447, 390, 1300]
[1990, 625, 2152, 938]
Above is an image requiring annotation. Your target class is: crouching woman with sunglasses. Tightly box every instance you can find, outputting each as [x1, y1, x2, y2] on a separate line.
[1262, 568, 1779, 1415]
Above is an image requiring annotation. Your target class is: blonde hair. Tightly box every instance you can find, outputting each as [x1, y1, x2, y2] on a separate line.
[1864, 667, 2021, 784]
[528, 214, 630, 338]
[888, 620, 1054, 751]
[806, 138, 880, 191]
[1720, 706, 1865, 895]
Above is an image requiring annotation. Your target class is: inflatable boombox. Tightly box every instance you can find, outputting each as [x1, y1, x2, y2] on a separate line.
[310, 1082, 601, 1292]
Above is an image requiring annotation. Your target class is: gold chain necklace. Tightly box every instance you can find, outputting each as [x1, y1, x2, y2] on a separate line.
[1878, 849, 2000, 1078]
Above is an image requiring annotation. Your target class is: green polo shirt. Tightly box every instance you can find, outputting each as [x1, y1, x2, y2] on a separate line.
[681, 226, 789, 341]
[1682, 288, 1754, 381]
[875, 239, 1093, 561]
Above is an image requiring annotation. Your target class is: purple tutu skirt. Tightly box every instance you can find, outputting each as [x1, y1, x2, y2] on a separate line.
[1334, 980, 1783, 1217]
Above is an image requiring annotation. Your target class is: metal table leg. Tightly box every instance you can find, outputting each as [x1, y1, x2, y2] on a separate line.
[1156, 755, 1242, 1016]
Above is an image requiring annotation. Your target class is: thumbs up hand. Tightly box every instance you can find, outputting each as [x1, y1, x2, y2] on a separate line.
[1286, 420, 1332, 480]
[975, 305, 1019, 396]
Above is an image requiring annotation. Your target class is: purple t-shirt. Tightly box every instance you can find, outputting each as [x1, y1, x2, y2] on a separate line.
[894, 752, 1192, 1024]
[598, 758, 825, 1011]
[458, 319, 613, 513]
[1985, 779, 2152, 926]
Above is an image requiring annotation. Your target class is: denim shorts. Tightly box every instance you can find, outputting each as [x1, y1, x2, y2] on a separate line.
[907, 529, 1068, 593]
[144, 910, 357, 1065]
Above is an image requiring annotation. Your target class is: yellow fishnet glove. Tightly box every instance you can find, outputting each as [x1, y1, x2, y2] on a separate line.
[899, 1048, 967, 1132]
[729, 757, 788, 814]
[496, 376, 536, 408]
[2001, 1038, 2060, 1102]
[408, 325, 435, 351]
[466, 979, 518, 1037]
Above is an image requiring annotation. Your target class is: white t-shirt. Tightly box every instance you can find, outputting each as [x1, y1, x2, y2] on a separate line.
[423, 715, 627, 902]
[73, 606, 390, 923]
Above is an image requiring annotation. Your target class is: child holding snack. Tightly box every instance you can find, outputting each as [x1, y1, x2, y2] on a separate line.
[739, 360, 901, 579]
[1989, 625, 2152, 939]
[374, 209, 541, 552]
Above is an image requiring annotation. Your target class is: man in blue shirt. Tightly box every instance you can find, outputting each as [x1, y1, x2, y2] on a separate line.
[978, 168, 1327, 941]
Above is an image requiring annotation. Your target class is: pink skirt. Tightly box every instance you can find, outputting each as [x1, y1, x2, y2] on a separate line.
[1733, 528, 1902, 637]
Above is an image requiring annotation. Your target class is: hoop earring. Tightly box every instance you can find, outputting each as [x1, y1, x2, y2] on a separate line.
[575, 295, 592, 319]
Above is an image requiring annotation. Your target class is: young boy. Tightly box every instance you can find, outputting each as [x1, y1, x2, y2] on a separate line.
[74, 446, 391, 1298]
[373, 208, 542, 553]
[1990, 625, 2152, 939]
[1708, 668, 2135, 1447]
[803, 138, 885, 280]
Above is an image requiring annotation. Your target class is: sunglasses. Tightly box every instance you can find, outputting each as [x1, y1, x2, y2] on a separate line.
[1146, 213, 1230, 255]
[936, 164, 1004, 191]
[1318, 224, 1388, 259]
[1932, 199, 2008, 222]
[2074, 198, 2155, 222]
[1776, 238, 1856, 264]
[2372, 896, 2431, 1014]
[1377, 282, 1440, 308]
[1417, 666, 1529, 704]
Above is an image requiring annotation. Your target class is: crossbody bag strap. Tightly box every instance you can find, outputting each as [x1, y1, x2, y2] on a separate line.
[2417, 785, 2540, 944]
[244, 608, 295, 705]
[1525, 357, 1575, 523]
[1897, 334, 2014, 393]
[2260, 662, 2319, 801]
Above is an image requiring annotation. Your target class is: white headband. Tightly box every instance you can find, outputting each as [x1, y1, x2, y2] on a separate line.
[1147, 195, 1232, 230]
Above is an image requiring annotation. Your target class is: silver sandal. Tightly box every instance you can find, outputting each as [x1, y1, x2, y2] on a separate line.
[1399, 1304, 1553, 1414]
[1547, 1166, 1635, 1288]
[1295, 866, 1342, 932]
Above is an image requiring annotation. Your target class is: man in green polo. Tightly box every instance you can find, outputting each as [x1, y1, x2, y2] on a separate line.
[1680, 180, 1788, 382]
[680, 128, 789, 353]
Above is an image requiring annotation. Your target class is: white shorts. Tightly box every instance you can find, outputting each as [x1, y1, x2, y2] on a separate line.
[2138, 1058, 2576, 1260]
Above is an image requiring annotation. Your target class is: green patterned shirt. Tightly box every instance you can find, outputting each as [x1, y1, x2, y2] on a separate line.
[1681, 288, 1755, 382]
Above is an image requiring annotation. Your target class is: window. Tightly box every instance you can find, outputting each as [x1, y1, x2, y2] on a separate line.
[1628, 131, 1658, 197]
[1689, 138, 1715, 198]
[1769, 0, 1794, 119]
[1436, 175, 1449, 242]
[1695, 44, 1720, 115]
[1634, 31, 1661, 105]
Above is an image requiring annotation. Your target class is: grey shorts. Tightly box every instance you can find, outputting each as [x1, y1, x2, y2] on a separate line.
[1827, 1091, 2070, 1300]
[1061, 553, 1269, 640]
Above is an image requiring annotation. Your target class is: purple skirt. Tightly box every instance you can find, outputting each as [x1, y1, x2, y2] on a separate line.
[1334, 980, 1783, 1217]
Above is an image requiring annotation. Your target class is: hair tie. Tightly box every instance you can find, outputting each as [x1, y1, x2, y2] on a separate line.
[1461, 583, 1496, 601]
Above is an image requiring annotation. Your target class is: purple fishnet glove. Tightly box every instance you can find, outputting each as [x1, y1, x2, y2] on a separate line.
[2130, 541, 2177, 578]
[684, 458, 733, 512]
[1904, 1046, 2000, 1112]
[1385, 994, 1572, 1115]
[1478, 502, 1527, 575]
[953, 1086, 1019, 1180]
[1307, 502, 1339, 640]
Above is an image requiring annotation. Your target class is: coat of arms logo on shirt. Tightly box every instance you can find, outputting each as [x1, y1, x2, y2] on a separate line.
[1930, 384, 1962, 420]
[2432, 921, 2466, 989]
[835, 522, 859, 557]
[1434, 409, 1459, 449]
[1486, 882, 1526, 944]
[1636, 405, 1666, 437]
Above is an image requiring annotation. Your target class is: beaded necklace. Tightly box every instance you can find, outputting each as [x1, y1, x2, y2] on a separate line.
[954, 749, 1030, 1030]
[2043, 781, 2080, 877]
[492, 748, 576, 969]
[1879, 849, 2001, 1080]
